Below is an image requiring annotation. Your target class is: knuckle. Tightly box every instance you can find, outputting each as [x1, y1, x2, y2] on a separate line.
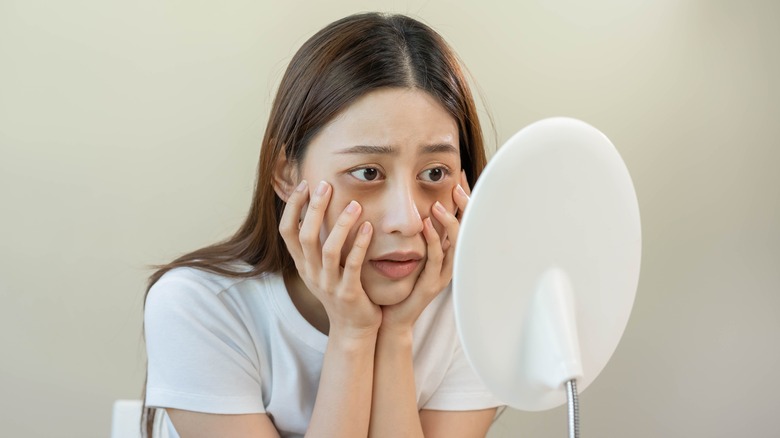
[299, 233, 318, 247]
[321, 245, 340, 262]
[278, 222, 292, 236]
[295, 264, 311, 280]
[316, 279, 332, 295]
[344, 257, 363, 271]
[279, 229, 295, 243]
[308, 197, 325, 211]
[335, 215, 354, 228]
[335, 293, 359, 308]
[352, 236, 370, 249]
[429, 252, 444, 264]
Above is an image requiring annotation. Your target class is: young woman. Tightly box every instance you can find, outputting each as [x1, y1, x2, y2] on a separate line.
[143, 12, 502, 438]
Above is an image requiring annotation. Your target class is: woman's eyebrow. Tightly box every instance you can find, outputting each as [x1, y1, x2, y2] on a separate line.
[336, 143, 458, 155]
[336, 145, 395, 155]
[421, 143, 459, 155]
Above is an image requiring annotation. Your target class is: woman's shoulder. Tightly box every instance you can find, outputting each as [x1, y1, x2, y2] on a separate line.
[144, 266, 287, 339]
[155, 261, 275, 290]
[147, 264, 280, 309]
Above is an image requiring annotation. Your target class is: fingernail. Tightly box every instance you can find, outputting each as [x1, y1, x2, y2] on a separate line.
[296, 180, 307, 192]
[425, 217, 433, 229]
[434, 201, 447, 214]
[315, 180, 328, 196]
[361, 221, 372, 234]
[346, 200, 359, 214]
[456, 184, 467, 197]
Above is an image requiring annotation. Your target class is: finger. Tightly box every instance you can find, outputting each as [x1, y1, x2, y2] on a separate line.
[412, 217, 444, 304]
[321, 200, 362, 284]
[440, 229, 451, 252]
[460, 169, 472, 195]
[298, 201, 309, 230]
[415, 217, 446, 306]
[278, 180, 309, 263]
[441, 238, 452, 253]
[432, 201, 459, 280]
[342, 221, 373, 286]
[454, 178, 470, 220]
[299, 180, 331, 270]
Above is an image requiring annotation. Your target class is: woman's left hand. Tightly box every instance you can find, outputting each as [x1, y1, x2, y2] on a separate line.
[380, 170, 472, 332]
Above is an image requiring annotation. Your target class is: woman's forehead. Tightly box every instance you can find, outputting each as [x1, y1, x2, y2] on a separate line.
[310, 88, 459, 156]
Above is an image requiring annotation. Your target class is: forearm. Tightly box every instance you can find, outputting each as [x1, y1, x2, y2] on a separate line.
[307, 330, 377, 438]
[368, 326, 424, 438]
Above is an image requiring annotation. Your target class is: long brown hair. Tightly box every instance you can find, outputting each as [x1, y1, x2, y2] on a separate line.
[141, 12, 487, 436]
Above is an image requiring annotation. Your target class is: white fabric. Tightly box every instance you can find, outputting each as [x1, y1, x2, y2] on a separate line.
[145, 266, 502, 437]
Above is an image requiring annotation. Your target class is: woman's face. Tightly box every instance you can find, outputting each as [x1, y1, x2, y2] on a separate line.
[298, 87, 461, 306]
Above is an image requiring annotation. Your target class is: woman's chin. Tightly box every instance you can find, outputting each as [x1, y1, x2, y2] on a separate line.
[363, 273, 418, 306]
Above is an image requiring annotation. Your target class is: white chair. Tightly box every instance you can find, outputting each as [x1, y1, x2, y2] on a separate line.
[111, 400, 169, 438]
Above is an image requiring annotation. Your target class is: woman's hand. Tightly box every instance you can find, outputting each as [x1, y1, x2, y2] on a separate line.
[279, 180, 382, 339]
[379, 170, 472, 332]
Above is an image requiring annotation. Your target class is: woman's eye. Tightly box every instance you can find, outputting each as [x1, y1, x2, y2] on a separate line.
[349, 167, 382, 182]
[419, 167, 448, 183]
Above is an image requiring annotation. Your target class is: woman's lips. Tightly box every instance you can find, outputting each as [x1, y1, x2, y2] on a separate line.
[369, 259, 421, 279]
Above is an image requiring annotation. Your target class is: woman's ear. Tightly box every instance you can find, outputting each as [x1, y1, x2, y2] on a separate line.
[272, 153, 300, 202]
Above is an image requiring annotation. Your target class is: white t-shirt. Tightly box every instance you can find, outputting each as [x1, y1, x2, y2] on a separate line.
[145, 266, 502, 437]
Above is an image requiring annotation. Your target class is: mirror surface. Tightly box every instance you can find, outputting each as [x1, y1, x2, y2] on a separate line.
[454, 117, 642, 411]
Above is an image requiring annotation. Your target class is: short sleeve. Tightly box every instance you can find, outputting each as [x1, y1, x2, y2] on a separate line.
[423, 345, 503, 411]
[422, 341, 504, 411]
[144, 271, 265, 414]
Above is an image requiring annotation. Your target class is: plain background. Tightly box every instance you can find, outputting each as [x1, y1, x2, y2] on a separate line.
[1, 0, 778, 436]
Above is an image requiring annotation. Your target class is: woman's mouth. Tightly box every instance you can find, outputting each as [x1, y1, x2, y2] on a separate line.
[369, 251, 423, 279]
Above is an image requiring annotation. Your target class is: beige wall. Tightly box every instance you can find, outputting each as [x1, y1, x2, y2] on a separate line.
[1, 1, 778, 436]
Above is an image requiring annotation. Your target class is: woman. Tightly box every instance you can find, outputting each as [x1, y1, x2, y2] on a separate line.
[143, 12, 502, 437]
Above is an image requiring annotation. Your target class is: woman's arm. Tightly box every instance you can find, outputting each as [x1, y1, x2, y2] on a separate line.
[419, 408, 498, 438]
[368, 297, 503, 438]
[307, 330, 378, 437]
[280, 180, 383, 437]
[166, 330, 376, 438]
[367, 327, 497, 438]
[368, 326, 424, 437]
[165, 411, 280, 438]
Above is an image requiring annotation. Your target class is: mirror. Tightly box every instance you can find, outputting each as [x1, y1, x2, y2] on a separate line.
[453, 117, 641, 433]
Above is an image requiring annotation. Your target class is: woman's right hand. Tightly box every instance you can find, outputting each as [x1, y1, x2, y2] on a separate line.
[279, 180, 382, 339]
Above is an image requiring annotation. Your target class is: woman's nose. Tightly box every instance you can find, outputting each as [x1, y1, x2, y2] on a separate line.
[380, 184, 424, 237]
